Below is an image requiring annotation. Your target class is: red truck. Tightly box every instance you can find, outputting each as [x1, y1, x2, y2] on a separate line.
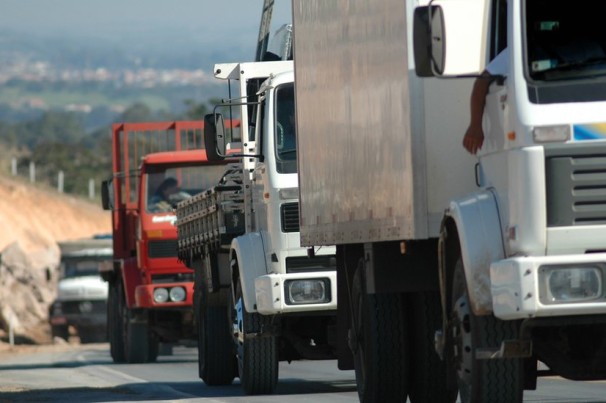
[101, 120, 238, 363]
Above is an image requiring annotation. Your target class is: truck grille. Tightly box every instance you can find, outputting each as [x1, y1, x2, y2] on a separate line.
[281, 202, 300, 232]
[148, 240, 178, 258]
[286, 256, 336, 273]
[58, 300, 106, 314]
[545, 144, 606, 227]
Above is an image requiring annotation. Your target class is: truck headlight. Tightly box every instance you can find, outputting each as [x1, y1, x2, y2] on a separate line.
[285, 279, 330, 305]
[169, 286, 186, 302]
[153, 287, 169, 303]
[539, 264, 604, 304]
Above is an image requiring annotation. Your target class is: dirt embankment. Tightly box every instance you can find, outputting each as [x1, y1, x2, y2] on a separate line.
[0, 175, 111, 347]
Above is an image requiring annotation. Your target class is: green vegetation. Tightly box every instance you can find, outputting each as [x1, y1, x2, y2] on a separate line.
[0, 99, 217, 198]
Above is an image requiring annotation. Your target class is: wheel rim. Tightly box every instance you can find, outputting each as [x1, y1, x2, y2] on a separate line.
[230, 284, 245, 374]
[451, 262, 475, 402]
[452, 293, 473, 399]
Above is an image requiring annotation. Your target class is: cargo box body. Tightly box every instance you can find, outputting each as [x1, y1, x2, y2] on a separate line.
[293, 0, 477, 246]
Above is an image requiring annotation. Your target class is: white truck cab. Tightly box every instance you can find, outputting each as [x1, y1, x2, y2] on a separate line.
[49, 239, 112, 343]
[290, 0, 606, 401]
[177, 60, 337, 395]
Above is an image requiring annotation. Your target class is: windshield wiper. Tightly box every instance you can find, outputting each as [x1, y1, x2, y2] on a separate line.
[542, 56, 606, 73]
[279, 149, 297, 156]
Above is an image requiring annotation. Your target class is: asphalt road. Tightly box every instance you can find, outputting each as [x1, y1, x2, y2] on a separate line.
[0, 343, 604, 402]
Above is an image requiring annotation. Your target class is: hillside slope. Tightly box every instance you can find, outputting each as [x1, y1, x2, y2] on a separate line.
[0, 175, 110, 252]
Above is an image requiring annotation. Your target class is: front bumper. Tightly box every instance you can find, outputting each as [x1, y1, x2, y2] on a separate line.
[49, 299, 107, 327]
[491, 253, 606, 320]
[255, 271, 337, 314]
[134, 282, 194, 308]
[50, 313, 107, 327]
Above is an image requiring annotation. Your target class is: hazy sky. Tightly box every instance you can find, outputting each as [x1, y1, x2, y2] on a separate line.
[0, 0, 292, 60]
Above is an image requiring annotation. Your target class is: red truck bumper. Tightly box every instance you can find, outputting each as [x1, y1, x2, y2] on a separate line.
[134, 282, 194, 308]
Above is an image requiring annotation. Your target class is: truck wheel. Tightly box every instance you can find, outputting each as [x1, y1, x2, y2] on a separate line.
[79, 327, 106, 344]
[407, 291, 457, 403]
[159, 343, 173, 356]
[125, 319, 151, 364]
[450, 258, 523, 403]
[147, 331, 159, 363]
[51, 325, 69, 341]
[108, 281, 126, 363]
[199, 304, 236, 385]
[230, 281, 278, 395]
[350, 262, 408, 403]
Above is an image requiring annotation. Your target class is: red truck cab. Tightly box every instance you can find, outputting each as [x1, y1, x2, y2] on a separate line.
[133, 151, 225, 308]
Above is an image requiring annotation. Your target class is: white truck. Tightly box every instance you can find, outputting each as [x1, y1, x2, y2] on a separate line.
[292, 0, 606, 402]
[176, 59, 338, 395]
[49, 236, 112, 343]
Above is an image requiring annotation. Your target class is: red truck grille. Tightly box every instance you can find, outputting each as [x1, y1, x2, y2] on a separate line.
[148, 240, 178, 258]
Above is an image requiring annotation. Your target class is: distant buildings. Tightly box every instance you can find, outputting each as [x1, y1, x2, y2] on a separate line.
[0, 59, 212, 88]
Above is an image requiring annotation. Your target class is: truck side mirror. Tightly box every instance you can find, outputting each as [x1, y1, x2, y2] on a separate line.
[204, 113, 226, 162]
[101, 179, 114, 210]
[413, 5, 445, 77]
[414, 1, 488, 77]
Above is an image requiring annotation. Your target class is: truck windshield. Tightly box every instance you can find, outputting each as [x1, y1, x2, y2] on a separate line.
[146, 164, 226, 213]
[62, 259, 107, 279]
[526, 1, 606, 82]
[274, 83, 297, 174]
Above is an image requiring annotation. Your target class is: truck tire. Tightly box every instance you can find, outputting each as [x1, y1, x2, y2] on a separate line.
[199, 304, 236, 385]
[350, 262, 408, 403]
[78, 327, 106, 344]
[407, 291, 457, 403]
[51, 325, 69, 341]
[108, 281, 126, 363]
[125, 319, 151, 364]
[230, 280, 278, 395]
[147, 330, 159, 363]
[124, 309, 158, 363]
[159, 343, 173, 356]
[450, 258, 523, 403]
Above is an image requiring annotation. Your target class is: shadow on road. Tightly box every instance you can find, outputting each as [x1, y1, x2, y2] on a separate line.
[0, 358, 197, 372]
[0, 378, 358, 402]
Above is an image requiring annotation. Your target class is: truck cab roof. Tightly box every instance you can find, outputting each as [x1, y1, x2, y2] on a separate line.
[142, 149, 210, 167]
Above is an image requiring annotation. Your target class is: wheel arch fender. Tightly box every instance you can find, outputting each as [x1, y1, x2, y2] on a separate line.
[230, 232, 268, 313]
[443, 190, 505, 315]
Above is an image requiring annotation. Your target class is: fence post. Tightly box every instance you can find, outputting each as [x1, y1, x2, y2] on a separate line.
[89, 178, 95, 199]
[58, 171, 64, 193]
[29, 161, 35, 183]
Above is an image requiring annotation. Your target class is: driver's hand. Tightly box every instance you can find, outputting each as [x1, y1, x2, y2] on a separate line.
[463, 125, 484, 155]
[156, 201, 172, 212]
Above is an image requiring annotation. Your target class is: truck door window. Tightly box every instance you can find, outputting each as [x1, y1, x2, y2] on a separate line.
[274, 83, 297, 174]
[490, 0, 508, 60]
